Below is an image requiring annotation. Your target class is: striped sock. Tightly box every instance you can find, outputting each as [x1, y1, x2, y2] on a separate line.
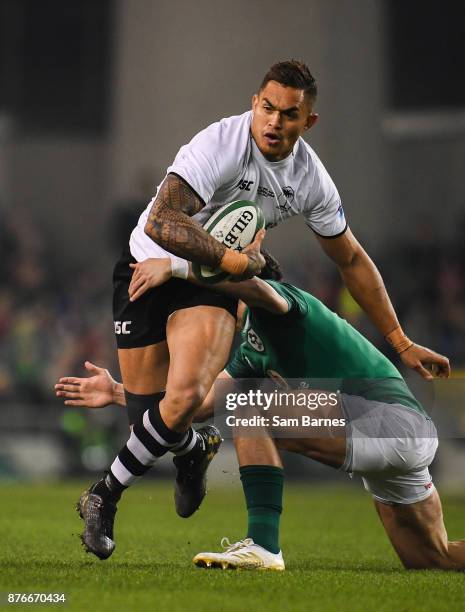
[125, 390, 165, 427]
[109, 402, 193, 488]
[171, 428, 200, 458]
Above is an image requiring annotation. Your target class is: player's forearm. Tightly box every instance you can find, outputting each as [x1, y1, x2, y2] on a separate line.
[338, 249, 400, 337]
[144, 174, 226, 268]
[147, 208, 227, 267]
[187, 266, 288, 314]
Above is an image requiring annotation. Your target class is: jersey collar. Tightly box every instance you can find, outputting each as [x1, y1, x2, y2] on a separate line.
[250, 135, 299, 169]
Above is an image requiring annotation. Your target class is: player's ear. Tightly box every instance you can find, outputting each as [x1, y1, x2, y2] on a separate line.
[252, 93, 259, 112]
[305, 113, 318, 131]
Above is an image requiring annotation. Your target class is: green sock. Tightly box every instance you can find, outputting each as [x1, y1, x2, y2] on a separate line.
[239, 465, 284, 554]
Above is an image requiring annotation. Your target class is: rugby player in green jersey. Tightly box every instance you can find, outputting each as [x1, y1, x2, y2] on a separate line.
[56, 254, 461, 572]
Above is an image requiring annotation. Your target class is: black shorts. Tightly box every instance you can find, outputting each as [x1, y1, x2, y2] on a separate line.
[112, 249, 238, 349]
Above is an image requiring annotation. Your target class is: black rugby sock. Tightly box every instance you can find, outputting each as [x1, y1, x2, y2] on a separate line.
[125, 390, 165, 427]
[108, 401, 195, 488]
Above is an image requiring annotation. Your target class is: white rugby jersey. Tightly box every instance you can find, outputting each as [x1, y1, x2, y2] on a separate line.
[130, 111, 346, 270]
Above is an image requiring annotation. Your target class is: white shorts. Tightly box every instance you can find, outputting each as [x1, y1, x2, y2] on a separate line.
[340, 394, 438, 505]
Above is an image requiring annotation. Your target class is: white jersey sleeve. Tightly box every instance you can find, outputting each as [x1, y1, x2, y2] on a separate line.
[167, 114, 249, 203]
[302, 151, 347, 238]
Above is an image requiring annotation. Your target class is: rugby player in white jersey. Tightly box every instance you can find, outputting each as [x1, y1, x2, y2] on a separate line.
[56, 254, 459, 571]
[75, 60, 449, 560]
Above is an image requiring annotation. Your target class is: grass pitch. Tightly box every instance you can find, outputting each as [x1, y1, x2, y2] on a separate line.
[0, 481, 464, 611]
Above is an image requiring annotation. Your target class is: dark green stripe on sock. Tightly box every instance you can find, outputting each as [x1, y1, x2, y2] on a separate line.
[240, 465, 284, 554]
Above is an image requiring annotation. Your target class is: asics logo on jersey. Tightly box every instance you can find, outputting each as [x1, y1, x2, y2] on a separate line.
[237, 179, 254, 191]
[247, 328, 264, 352]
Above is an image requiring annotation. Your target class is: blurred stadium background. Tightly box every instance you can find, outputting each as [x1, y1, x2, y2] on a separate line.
[1, 0, 465, 492]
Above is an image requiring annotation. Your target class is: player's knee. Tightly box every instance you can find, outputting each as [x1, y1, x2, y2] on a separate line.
[165, 384, 207, 420]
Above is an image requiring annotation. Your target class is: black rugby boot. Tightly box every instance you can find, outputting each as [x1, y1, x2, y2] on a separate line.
[76, 479, 119, 560]
[174, 426, 222, 518]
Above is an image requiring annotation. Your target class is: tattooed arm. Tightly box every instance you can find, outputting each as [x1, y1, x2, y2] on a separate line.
[144, 173, 264, 276]
[144, 173, 226, 268]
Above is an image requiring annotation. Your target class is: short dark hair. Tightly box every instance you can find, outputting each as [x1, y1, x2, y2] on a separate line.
[260, 60, 317, 103]
[257, 249, 284, 282]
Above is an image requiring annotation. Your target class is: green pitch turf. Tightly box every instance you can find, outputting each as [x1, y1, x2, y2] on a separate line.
[0, 481, 464, 611]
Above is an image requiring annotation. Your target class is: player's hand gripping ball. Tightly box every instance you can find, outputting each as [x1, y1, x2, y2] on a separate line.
[192, 200, 265, 284]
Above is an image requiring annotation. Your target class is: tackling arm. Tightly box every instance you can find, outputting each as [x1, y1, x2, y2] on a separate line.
[55, 362, 126, 408]
[189, 270, 289, 315]
[55, 362, 230, 421]
[128, 231, 289, 315]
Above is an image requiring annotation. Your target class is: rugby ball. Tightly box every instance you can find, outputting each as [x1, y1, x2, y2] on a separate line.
[192, 200, 265, 284]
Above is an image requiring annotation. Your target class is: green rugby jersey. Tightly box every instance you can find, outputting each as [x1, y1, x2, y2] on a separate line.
[226, 281, 426, 416]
